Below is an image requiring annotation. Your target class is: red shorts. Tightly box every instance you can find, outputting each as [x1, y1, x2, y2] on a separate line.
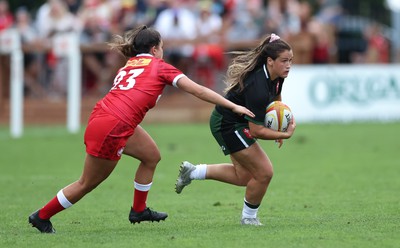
[84, 105, 134, 161]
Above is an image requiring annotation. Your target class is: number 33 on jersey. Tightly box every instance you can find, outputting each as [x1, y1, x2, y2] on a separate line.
[101, 54, 185, 126]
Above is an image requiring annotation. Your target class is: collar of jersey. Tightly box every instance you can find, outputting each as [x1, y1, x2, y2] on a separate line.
[136, 53, 153, 57]
[263, 64, 269, 80]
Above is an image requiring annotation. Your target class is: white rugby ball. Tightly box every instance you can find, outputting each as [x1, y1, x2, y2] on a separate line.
[264, 101, 293, 132]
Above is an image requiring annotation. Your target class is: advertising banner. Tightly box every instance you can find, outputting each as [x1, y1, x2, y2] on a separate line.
[283, 65, 400, 122]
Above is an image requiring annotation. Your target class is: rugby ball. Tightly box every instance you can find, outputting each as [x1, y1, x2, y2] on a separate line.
[265, 101, 293, 132]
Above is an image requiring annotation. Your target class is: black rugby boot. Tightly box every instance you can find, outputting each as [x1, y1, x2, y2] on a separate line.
[129, 207, 168, 224]
[28, 210, 56, 233]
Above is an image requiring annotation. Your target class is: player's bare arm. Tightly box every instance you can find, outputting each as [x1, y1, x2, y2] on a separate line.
[248, 120, 295, 140]
[176, 76, 255, 118]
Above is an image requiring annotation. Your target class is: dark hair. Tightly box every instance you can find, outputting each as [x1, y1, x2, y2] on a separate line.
[108, 25, 161, 59]
[224, 34, 292, 93]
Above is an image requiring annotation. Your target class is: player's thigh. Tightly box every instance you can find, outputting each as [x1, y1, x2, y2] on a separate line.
[123, 125, 160, 163]
[231, 142, 273, 180]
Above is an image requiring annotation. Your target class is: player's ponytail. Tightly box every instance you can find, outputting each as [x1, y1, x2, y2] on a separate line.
[109, 25, 161, 59]
[224, 34, 291, 93]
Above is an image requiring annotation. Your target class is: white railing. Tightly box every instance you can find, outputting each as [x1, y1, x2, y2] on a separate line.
[53, 32, 82, 134]
[0, 28, 23, 138]
[0, 29, 82, 138]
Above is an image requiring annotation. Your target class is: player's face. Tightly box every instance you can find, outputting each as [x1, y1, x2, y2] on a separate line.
[268, 50, 293, 80]
[153, 40, 164, 59]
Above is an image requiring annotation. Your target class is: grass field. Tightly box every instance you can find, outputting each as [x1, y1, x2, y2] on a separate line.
[0, 122, 399, 248]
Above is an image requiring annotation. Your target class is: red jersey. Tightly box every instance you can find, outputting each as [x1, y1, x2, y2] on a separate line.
[99, 54, 184, 127]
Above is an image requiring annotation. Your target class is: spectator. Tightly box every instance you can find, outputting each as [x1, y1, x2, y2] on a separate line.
[192, 0, 224, 89]
[210, 0, 225, 16]
[308, 19, 334, 64]
[0, 0, 13, 31]
[195, 0, 223, 47]
[115, 0, 138, 32]
[314, 0, 342, 24]
[225, 0, 263, 44]
[0, 0, 13, 102]
[264, 0, 300, 40]
[334, 15, 368, 63]
[36, 0, 81, 99]
[117, 0, 168, 30]
[14, 7, 47, 98]
[36, 0, 79, 39]
[312, 0, 341, 63]
[78, 0, 120, 34]
[364, 22, 390, 63]
[78, 0, 118, 95]
[286, 1, 315, 64]
[65, 0, 82, 15]
[153, 0, 197, 74]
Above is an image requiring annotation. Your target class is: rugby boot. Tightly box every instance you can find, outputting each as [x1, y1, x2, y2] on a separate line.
[129, 207, 168, 224]
[175, 161, 196, 194]
[28, 210, 56, 233]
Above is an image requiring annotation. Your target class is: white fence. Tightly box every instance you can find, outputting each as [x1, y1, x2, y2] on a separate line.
[0, 29, 24, 138]
[0, 29, 81, 138]
[1, 28, 400, 138]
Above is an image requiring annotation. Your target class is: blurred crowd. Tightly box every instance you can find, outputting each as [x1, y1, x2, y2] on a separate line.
[0, 0, 393, 99]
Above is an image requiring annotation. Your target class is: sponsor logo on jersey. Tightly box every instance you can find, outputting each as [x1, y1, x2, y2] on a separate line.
[126, 58, 152, 67]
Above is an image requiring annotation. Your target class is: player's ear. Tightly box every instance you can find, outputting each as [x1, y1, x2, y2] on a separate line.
[150, 46, 157, 55]
[267, 57, 274, 66]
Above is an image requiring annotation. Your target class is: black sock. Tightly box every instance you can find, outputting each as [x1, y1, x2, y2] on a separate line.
[244, 200, 260, 209]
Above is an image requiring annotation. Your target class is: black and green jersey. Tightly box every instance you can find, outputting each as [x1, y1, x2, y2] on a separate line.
[215, 64, 284, 126]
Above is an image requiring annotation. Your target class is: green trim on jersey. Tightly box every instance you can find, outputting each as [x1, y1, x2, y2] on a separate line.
[245, 115, 264, 126]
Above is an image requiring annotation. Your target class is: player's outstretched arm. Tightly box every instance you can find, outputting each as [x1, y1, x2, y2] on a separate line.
[176, 76, 255, 118]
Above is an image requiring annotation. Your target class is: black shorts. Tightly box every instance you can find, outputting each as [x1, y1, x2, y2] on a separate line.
[209, 109, 256, 155]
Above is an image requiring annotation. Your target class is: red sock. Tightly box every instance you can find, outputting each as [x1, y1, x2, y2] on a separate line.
[38, 196, 66, 220]
[133, 189, 148, 213]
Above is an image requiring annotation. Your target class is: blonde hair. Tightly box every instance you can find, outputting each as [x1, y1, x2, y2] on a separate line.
[224, 34, 292, 93]
[108, 25, 161, 59]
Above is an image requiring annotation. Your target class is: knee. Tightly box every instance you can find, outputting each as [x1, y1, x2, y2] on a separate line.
[150, 150, 161, 164]
[142, 150, 161, 168]
[254, 168, 274, 184]
[152, 151, 161, 164]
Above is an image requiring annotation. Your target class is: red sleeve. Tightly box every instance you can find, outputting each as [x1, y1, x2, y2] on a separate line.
[157, 60, 184, 86]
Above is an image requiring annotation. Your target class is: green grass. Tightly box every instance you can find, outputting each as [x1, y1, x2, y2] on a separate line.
[0, 122, 399, 248]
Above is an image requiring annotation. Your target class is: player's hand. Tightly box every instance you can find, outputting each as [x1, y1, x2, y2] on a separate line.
[233, 105, 255, 118]
[286, 117, 296, 137]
